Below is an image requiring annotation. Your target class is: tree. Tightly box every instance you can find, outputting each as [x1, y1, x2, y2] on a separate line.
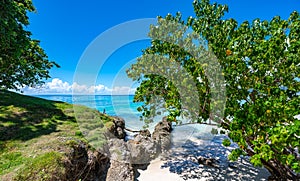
[127, 0, 299, 179]
[0, 0, 59, 90]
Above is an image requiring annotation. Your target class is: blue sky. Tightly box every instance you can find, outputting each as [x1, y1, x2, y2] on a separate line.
[24, 0, 300, 94]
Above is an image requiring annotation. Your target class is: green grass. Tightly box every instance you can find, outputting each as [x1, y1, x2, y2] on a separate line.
[0, 90, 113, 180]
[14, 151, 64, 181]
[0, 151, 28, 175]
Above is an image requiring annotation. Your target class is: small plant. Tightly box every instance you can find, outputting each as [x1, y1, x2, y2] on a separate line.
[222, 138, 231, 147]
[75, 130, 83, 137]
[211, 128, 218, 135]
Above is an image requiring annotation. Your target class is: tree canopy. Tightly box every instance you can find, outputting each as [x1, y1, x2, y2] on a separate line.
[127, 0, 299, 179]
[0, 0, 59, 90]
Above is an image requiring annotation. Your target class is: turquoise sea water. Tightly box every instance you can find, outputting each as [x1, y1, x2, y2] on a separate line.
[34, 94, 219, 143]
[34, 95, 152, 130]
[34, 95, 137, 115]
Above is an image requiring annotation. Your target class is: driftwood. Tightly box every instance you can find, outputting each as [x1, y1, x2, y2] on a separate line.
[124, 127, 142, 133]
[175, 122, 219, 127]
[124, 128, 152, 138]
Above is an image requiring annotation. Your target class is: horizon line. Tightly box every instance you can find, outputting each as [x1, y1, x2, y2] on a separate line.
[26, 94, 136, 96]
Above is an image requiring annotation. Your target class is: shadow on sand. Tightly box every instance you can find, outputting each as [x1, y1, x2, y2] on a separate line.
[161, 135, 270, 181]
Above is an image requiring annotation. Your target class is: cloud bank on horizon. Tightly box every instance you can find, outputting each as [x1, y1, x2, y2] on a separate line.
[21, 78, 136, 95]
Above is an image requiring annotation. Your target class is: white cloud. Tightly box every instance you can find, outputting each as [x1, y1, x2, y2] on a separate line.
[71, 82, 91, 94]
[109, 86, 136, 95]
[46, 78, 72, 93]
[21, 78, 136, 95]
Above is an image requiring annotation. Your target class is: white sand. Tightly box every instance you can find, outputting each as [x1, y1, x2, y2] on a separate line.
[137, 159, 183, 181]
[137, 157, 269, 181]
[137, 125, 270, 181]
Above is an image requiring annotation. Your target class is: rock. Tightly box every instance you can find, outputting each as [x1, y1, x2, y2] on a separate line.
[113, 116, 125, 129]
[65, 141, 110, 181]
[107, 116, 126, 139]
[108, 138, 131, 162]
[106, 160, 134, 181]
[105, 137, 141, 181]
[152, 117, 172, 135]
[117, 127, 125, 139]
[127, 135, 160, 164]
[106, 122, 116, 134]
[152, 117, 172, 152]
[197, 156, 219, 167]
[139, 129, 151, 137]
[70, 142, 88, 163]
[88, 151, 110, 181]
[105, 116, 176, 180]
[190, 157, 198, 163]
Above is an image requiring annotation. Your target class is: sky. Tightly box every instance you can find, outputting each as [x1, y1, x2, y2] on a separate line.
[22, 0, 300, 95]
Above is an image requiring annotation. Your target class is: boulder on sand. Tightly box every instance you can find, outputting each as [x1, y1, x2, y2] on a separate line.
[152, 117, 173, 152]
[127, 134, 160, 164]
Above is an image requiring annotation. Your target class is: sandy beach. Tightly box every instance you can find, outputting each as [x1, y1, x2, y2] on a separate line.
[136, 125, 270, 181]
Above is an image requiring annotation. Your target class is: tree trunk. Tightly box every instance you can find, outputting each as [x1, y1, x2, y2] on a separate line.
[244, 141, 299, 180]
[261, 159, 299, 180]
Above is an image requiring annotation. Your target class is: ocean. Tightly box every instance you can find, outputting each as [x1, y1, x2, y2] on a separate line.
[34, 95, 155, 131]
[35, 95, 140, 116]
[34, 94, 217, 142]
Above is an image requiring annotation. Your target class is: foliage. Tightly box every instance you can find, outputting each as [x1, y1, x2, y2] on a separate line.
[127, 15, 225, 126]
[127, 0, 299, 179]
[211, 128, 218, 135]
[0, 0, 59, 90]
[222, 138, 231, 147]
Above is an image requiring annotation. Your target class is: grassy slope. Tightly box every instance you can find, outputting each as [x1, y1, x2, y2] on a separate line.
[0, 90, 112, 180]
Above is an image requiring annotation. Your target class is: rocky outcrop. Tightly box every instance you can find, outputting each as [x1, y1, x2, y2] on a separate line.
[152, 117, 173, 152]
[106, 160, 134, 181]
[127, 134, 160, 164]
[105, 118, 173, 180]
[108, 138, 131, 162]
[65, 141, 110, 181]
[126, 118, 173, 165]
[139, 129, 151, 137]
[105, 138, 135, 180]
[65, 117, 173, 181]
[107, 116, 126, 139]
